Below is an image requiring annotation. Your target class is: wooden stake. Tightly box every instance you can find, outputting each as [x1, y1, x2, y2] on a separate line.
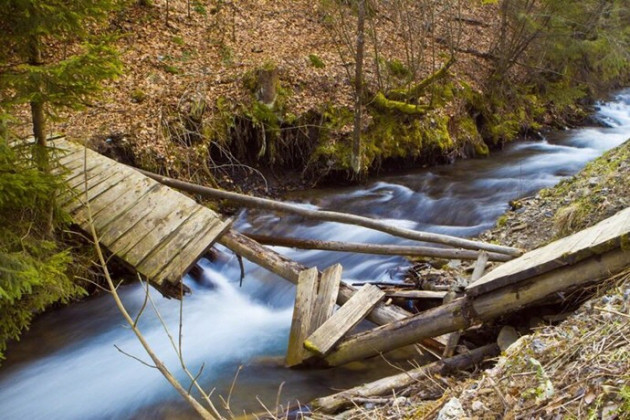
[311, 264, 342, 330]
[443, 251, 488, 357]
[286, 268, 319, 367]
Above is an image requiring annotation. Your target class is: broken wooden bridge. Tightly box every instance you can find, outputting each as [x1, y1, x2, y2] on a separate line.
[44, 137, 629, 369]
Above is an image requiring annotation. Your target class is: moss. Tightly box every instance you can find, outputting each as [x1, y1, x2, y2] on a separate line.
[162, 64, 181, 75]
[308, 54, 325, 69]
[362, 109, 453, 166]
[130, 88, 147, 103]
[385, 59, 411, 79]
[373, 92, 430, 115]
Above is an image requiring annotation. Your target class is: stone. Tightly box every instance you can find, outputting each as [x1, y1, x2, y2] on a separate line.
[471, 400, 486, 412]
[437, 398, 465, 420]
[497, 326, 520, 352]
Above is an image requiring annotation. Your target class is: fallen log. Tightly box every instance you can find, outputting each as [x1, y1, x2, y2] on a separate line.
[244, 234, 512, 262]
[311, 343, 499, 414]
[217, 229, 446, 350]
[322, 247, 630, 367]
[137, 169, 521, 257]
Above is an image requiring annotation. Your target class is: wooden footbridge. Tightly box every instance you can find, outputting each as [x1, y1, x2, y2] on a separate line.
[50, 137, 231, 296]
[44, 137, 629, 378]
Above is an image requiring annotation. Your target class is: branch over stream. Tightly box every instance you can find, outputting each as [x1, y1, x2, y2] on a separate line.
[136, 169, 521, 257]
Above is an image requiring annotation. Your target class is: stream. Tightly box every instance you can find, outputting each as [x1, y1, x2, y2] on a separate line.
[1, 90, 630, 419]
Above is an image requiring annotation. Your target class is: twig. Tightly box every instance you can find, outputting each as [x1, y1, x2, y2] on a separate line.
[594, 306, 630, 319]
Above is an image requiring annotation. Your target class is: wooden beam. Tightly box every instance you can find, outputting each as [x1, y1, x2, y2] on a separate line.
[311, 343, 499, 414]
[305, 284, 385, 356]
[311, 264, 342, 330]
[286, 268, 319, 367]
[244, 234, 512, 262]
[443, 251, 488, 357]
[384, 290, 447, 299]
[138, 169, 521, 257]
[467, 207, 630, 297]
[322, 247, 630, 367]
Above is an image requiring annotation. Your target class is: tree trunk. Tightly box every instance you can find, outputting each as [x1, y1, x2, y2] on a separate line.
[351, 0, 365, 174]
[28, 35, 48, 170]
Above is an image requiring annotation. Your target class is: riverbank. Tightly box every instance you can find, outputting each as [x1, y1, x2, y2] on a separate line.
[324, 138, 630, 418]
[22, 0, 626, 192]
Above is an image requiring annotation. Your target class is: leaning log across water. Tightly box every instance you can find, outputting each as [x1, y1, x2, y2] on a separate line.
[311, 343, 499, 414]
[244, 234, 512, 262]
[138, 169, 521, 257]
[322, 247, 630, 367]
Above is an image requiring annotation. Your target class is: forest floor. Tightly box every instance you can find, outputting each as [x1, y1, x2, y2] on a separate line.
[24, 0, 505, 191]
[324, 140, 630, 419]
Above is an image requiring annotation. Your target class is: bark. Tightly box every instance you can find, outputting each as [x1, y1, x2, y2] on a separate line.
[351, 0, 366, 174]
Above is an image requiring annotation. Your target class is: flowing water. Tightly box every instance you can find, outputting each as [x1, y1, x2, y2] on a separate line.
[2, 90, 630, 419]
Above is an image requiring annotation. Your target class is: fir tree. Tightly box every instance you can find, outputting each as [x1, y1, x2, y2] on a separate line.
[0, 116, 85, 361]
[0, 0, 123, 168]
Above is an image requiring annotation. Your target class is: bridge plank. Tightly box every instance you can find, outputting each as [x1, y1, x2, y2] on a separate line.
[75, 177, 157, 229]
[310, 264, 342, 331]
[111, 189, 190, 258]
[62, 170, 128, 214]
[122, 199, 200, 266]
[156, 216, 231, 285]
[304, 284, 385, 356]
[98, 184, 171, 247]
[137, 208, 214, 278]
[467, 207, 630, 297]
[286, 267, 319, 367]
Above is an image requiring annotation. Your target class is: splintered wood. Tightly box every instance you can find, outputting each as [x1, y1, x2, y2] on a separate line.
[50, 137, 230, 295]
[305, 284, 385, 356]
[286, 264, 386, 367]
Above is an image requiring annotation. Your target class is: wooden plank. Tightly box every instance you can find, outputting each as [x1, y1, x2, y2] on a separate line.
[60, 170, 128, 213]
[97, 184, 171, 247]
[311, 264, 342, 330]
[286, 267, 319, 367]
[109, 189, 187, 257]
[73, 177, 156, 228]
[467, 207, 630, 297]
[121, 198, 200, 266]
[304, 284, 385, 357]
[60, 162, 126, 207]
[152, 214, 231, 285]
[137, 208, 217, 279]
